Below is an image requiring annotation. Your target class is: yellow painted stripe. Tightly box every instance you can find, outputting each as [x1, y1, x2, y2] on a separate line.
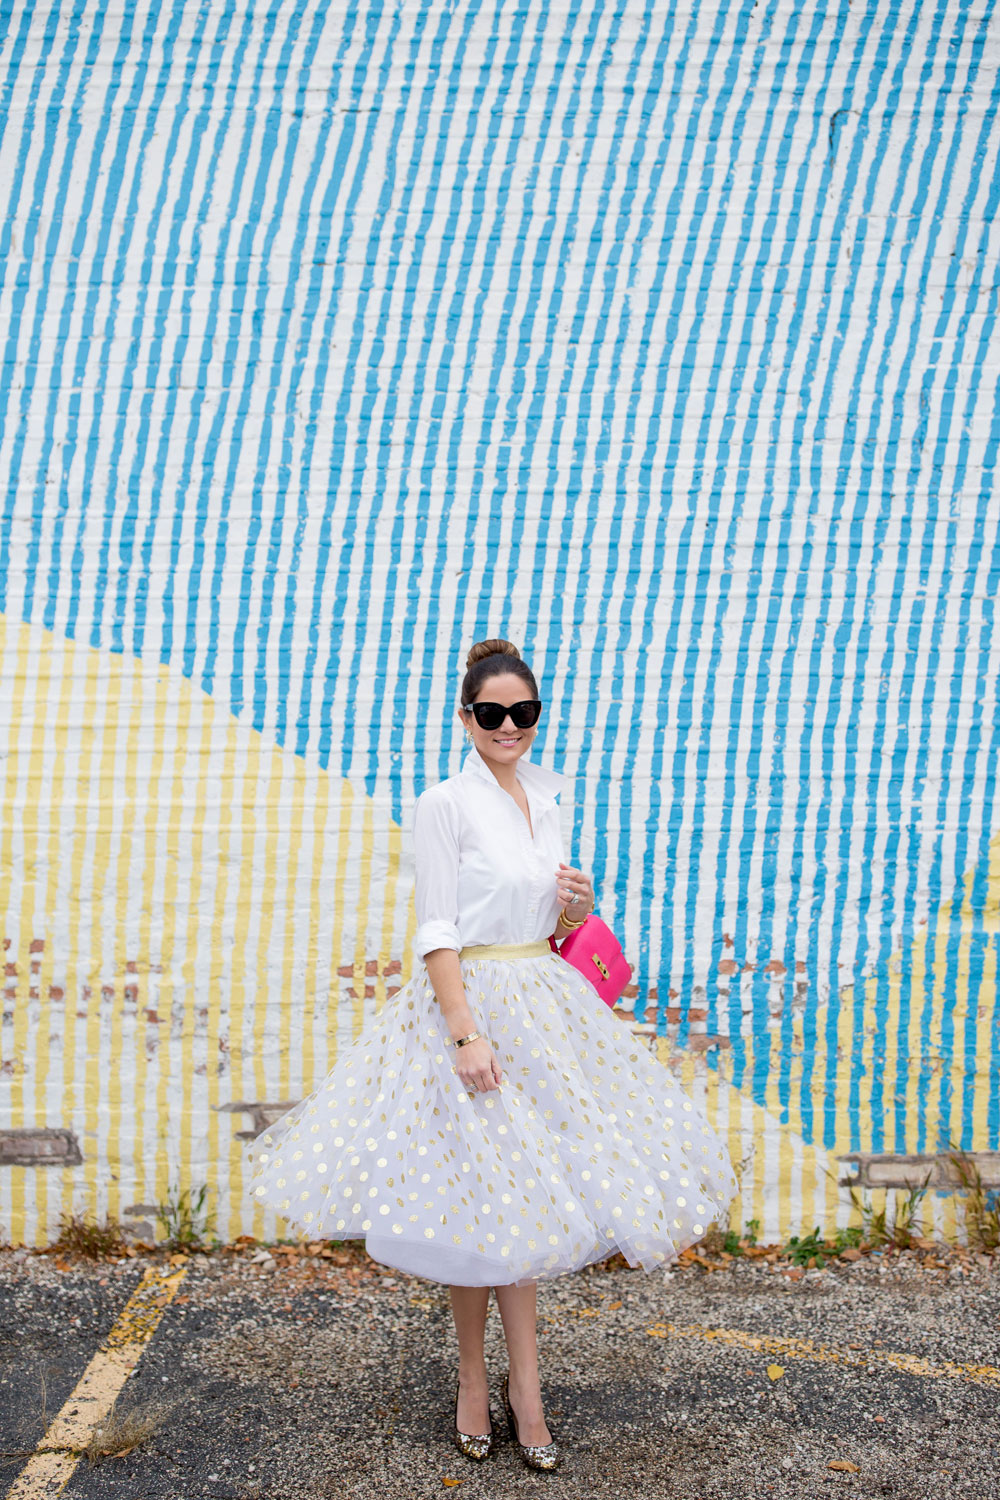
[156, 680, 183, 1214]
[132, 662, 160, 1224]
[3, 624, 29, 1239]
[213, 719, 240, 1243]
[177, 684, 200, 1213]
[651, 1320, 1000, 1390]
[4, 1264, 188, 1500]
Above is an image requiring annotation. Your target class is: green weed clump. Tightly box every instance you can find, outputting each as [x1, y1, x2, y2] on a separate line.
[781, 1223, 864, 1268]
[947, 1148, 1000, 1252]
[155, 1183, 214, 1250]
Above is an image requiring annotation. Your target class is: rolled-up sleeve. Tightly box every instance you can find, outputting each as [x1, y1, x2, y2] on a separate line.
[412, 788, 463, 961]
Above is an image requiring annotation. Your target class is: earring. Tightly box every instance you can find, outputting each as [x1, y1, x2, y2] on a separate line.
[464, 727, 473, 742]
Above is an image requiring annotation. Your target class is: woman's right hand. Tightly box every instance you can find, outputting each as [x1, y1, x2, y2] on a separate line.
[454, 1035, 503, 1093]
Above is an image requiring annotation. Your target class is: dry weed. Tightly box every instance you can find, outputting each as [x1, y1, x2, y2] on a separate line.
[83, 1397, 173, 1464]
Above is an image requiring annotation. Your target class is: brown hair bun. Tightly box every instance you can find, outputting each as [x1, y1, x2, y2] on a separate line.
[465, 638, 521, 670]
[461, 639, 537, 708]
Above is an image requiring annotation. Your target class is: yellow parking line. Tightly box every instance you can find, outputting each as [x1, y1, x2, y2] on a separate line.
[5, 1263, 189, 1500]
[651, 1321, 1000, 1389]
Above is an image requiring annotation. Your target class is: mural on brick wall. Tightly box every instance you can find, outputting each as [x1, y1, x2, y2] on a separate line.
[1, 0, 998, 1248]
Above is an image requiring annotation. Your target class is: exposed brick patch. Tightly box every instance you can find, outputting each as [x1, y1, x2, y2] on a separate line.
[0, 1128, 83, 1166]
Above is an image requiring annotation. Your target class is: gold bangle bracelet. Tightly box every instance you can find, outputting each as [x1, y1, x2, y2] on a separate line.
[558, 908, 588, 931]
[445, 1029, 483, 1048]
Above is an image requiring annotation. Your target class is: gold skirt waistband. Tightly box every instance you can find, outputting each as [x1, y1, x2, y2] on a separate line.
[458, 939, 553, 961]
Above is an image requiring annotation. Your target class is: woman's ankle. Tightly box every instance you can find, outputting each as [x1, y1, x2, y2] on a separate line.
[507, 1366, 542, 1398]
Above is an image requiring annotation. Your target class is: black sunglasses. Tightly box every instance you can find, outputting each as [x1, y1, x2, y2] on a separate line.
[463, 698, 543, 732]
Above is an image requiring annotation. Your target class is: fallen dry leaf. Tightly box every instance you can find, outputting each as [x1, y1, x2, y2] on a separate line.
[828, 1460, 860, 1473]
[766, 1365, 785, 1381]
[441, 1477, 464, 1487]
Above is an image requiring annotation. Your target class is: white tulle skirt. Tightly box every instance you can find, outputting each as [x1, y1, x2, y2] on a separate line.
[245, 941, 738, 1287]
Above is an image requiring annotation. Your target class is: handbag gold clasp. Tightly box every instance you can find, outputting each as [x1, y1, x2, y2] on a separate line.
[591, 953, 609, 981]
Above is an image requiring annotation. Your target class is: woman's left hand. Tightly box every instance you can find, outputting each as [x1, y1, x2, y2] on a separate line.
[556, 862, 595, 917]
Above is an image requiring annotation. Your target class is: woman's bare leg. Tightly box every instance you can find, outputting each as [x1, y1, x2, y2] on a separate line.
[449, 1285, 491, 1432]
[494, 1281, 553, 1445]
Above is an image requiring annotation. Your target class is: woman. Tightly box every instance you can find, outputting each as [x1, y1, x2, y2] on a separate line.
[247, 638, 738, 1470]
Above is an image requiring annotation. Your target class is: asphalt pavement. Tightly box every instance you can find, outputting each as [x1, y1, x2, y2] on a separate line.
[1, 1241, 998, 1500]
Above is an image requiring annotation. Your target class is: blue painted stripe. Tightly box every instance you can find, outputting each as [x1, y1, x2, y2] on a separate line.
[373, 0, 587, 804]
[23, 0, 121, 627]
[0, 0, 88, 611]
[388, 0, 575, 802]
[534, 0, 666, 958]
[840, 0, 958, 1156]
[668, 0, 815, 1101]
[325, 1, 456, 782]
[132, 0, 298, 668]
[293, 2, 410, 770]
[378, 0, 541, 814]
[713, 0, 836, 1131]
[758, 0, 919, 1148]
[251, 4, 364, 746]
[141, 0, 330, 694]
[193, 0, 341, 696]
[777, 1, 896, 1149]
[578, 0, 731, 1023]
[914, 23, 1000, 1154]
[770, 0, 958, 1152]
[867, 1, 998, 1156]
[356, 0, 497, 799]
[505, 0, 637, 948]
[212, 0, 326, 725]
[63, 0, 229, 648]
[40, 2, 165, 632]
[53, 0, 192, 642]
[633, 0, 774, 1051]
[808, 0, 939, 1153]
[0, 0, 32, 166]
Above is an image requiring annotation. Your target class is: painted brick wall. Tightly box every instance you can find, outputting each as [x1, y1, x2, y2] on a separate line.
[0, 0, 998, 1247]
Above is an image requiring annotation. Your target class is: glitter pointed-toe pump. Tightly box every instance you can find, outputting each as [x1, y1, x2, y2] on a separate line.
[453, 1375, 496, 1460]
[501, 1370, 563, 1470]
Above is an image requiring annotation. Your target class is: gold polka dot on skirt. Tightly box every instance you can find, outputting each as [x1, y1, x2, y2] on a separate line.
[245, 949, 739, 1286]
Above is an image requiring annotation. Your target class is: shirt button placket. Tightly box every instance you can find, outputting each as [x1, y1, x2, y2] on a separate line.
[525, 819, 542, 938]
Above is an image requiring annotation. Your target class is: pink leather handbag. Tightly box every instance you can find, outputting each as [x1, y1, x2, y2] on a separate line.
[548, 914, 632, 1008]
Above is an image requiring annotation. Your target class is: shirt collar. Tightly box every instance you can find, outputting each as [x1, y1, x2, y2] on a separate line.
[461, 740, 565, 815]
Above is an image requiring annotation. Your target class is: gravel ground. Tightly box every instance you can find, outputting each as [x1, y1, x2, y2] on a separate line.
[1, 1243, 998, 1500]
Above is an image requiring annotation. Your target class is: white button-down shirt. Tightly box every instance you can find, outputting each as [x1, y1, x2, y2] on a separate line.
[412, 741, 568, 962]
